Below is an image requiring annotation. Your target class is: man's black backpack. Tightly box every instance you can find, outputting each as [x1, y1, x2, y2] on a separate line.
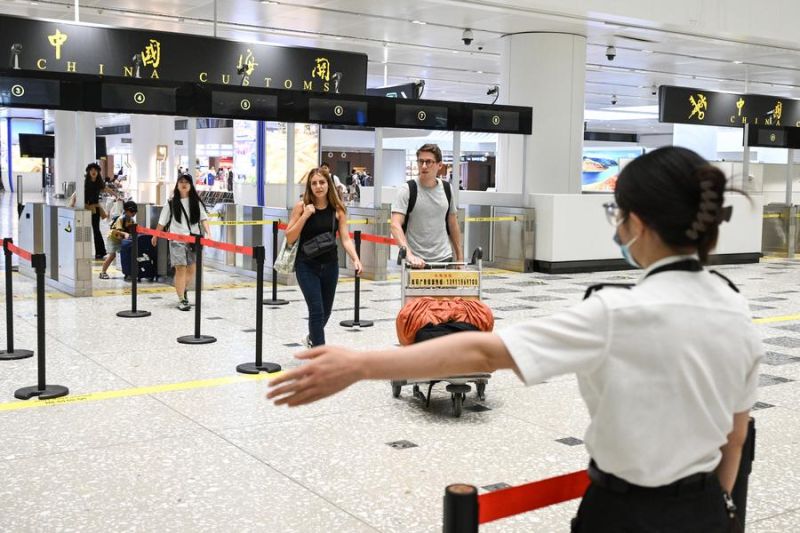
[401, 178, 453, 236]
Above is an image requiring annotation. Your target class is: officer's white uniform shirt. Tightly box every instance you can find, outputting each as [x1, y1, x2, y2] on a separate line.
[498, 255, 763, 487]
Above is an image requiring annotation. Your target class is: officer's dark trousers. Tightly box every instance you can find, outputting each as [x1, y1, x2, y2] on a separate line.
[571, 479, 730, 533]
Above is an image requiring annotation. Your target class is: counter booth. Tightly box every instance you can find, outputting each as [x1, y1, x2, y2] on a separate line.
[1, 65, 532, 294]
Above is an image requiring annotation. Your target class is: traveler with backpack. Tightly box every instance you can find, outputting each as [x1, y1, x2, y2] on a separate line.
[99, 200, 138, 280]
[390, 144, 462, 268]
[152, 174, 211, 311]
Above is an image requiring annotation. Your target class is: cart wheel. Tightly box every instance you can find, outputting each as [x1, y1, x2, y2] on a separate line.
[391, 383, 402, 398]
[476, 383, 486, 401]
[452, 393, 464, 418]
[413, 385, 425, 402]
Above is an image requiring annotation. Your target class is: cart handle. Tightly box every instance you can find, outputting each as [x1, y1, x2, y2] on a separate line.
[397, 247, 483, 268]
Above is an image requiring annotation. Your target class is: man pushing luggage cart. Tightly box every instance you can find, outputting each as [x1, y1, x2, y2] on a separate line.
[391, 247, 492, 417]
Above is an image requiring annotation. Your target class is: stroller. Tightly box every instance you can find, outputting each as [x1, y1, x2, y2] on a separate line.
[390, 247, 491, 417]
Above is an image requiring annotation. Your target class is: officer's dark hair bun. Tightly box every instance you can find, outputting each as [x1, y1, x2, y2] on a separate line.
[615, 146, 735, 263]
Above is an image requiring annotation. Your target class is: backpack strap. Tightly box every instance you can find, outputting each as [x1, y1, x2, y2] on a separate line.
[401, 179, 418, 235]
[442, 179, 452, 237]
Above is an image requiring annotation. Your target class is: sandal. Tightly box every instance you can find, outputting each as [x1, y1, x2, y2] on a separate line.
[98, 272, 110, 279]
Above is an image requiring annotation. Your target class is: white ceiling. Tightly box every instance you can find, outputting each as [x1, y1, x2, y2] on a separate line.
[7, 0, 800, 136]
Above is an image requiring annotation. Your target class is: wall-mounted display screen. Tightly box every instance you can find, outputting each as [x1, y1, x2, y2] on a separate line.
[264, 122, 320, 184]
[581, 148, 644, 192]
[233, 120, 258, 185]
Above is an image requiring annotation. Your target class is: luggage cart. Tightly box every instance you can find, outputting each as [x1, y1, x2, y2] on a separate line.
[390, 247, 491, 417]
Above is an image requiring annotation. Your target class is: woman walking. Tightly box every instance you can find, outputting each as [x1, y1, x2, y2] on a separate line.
[285, 167, 363, 347]
[152, 174, 210, 311]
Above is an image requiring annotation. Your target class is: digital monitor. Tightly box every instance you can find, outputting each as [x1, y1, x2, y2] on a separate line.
[96, 136, 107, 158]
[18, 134, 54, 158]
[211, 91, 278, 119]
[308, 98, 368, 125]
[101, 84, 177, 113]
[395, 104, 448, 129]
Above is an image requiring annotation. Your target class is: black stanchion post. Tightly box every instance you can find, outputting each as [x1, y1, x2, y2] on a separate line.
[443, 484, 479, 533]
[236, 246, 282, 374]
[264, 220, 289, 306]
[0, 238, 33, 360]
[341, 230, 373, 328]
[117, 224, 151, 318]
[178, 235, 216, 345]
[732, 417, 756, 527]
[14, 253, 68, 400]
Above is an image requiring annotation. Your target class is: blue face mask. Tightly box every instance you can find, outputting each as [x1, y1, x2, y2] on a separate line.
[613, 231, 640, 268]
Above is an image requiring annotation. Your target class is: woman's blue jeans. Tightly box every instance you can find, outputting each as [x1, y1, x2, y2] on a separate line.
[295, 258, 339, 346]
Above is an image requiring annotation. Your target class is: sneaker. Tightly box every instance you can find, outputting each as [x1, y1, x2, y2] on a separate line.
[178, 299, 190, 311]
[98, 272, 110, 280]
[301, 335, 312, 349]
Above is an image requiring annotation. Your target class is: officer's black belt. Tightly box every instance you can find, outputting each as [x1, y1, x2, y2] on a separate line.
[588, 460, 716, 497]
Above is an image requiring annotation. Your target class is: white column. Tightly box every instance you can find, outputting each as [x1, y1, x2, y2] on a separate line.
[496, 32, 586, 196]
[285, 123, 295, 209]
[130, 115, 175, 204]
[188, 117, 197, 179]
[373, 128, 383, 207]
[54, 110, 95, 205]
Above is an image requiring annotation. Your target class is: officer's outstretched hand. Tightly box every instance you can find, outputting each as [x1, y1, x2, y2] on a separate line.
[267, 346, 364, 407]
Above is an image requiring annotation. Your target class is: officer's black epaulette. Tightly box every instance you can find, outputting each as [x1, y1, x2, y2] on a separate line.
[709, 270, 740, 293]
[583, 283, 635, 300]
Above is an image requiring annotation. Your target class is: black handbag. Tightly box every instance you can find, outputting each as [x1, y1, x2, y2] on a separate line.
[302, 209, 337, 258]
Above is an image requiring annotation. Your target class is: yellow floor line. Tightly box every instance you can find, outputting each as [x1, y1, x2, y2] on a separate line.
[0, 371, 282, 413]
[753, 313, 800, 325]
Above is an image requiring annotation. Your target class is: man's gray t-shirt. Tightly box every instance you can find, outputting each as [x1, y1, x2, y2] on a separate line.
[392, 178, 455, 263]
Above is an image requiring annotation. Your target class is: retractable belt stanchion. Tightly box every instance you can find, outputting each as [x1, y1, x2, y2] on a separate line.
[264, 220, 289, 306]
[177, 235, 216, 345]
[340, 230, 373, 328]
[0, 238, 33, 360]
[443, 484, 479, 533]
[117, 224, 151, 318]
[14, 252, 69, 400]
[236, 245, 282, 375]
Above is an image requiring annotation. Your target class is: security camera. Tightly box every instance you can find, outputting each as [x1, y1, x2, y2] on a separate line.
[611, 95, 617, 105]
[462, 28, 474, 46]
[606, 45, 616, 61]
[650, 84, 657, 96]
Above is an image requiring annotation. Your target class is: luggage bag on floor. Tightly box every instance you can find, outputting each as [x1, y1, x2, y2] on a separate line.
[119, 235, 158, 281]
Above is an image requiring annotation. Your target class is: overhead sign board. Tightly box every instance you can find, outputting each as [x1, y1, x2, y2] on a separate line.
[659, 85, 800, 128]
[0, 14, 367, 94]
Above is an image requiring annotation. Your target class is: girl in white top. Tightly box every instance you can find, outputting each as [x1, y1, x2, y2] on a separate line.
[267, 146, 762, 532]
[152, 175, 210, 311]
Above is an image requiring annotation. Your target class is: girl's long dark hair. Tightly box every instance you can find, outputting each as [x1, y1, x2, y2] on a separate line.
[171, 174, 205, 225]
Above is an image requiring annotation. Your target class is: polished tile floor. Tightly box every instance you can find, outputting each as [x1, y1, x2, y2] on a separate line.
[0, 196, 799, 532]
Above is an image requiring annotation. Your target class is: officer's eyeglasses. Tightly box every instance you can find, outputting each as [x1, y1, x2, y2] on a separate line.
[417, 159, 437, 167]
[603, 202, 624, 226]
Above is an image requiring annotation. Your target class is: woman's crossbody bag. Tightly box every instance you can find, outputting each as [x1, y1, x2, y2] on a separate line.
[301, 209, 337, 258]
